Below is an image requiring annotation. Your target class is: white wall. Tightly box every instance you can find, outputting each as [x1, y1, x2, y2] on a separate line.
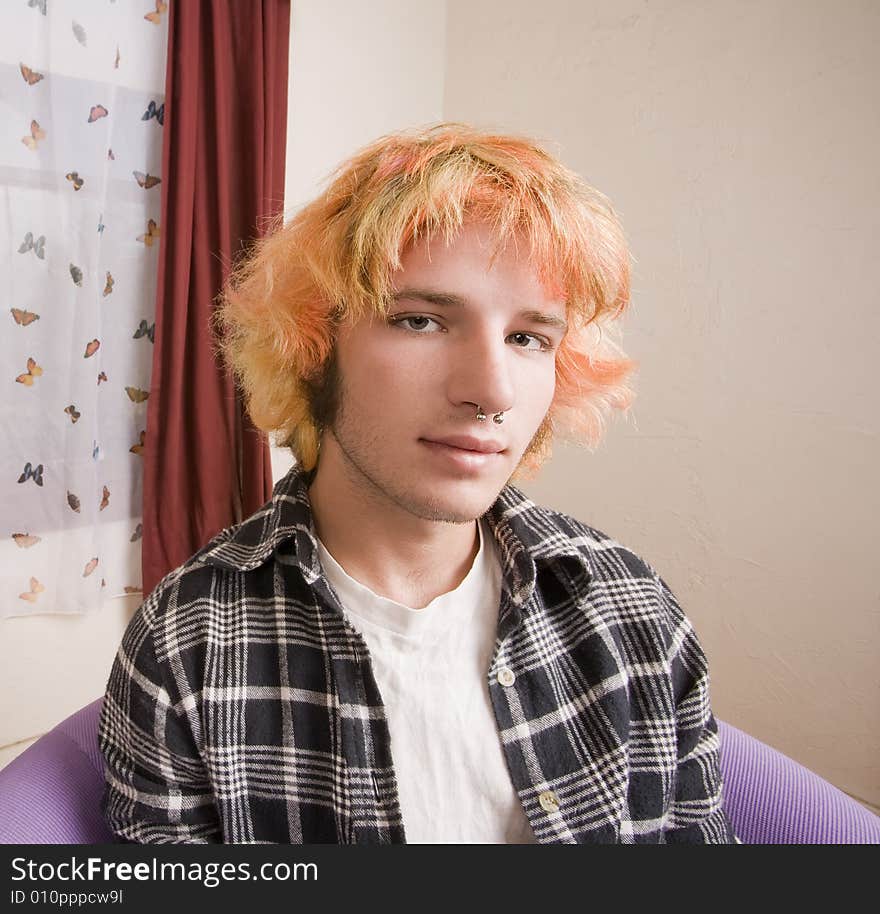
[0, 603, 139, 768]
[284, 0, 445, 212]
[444, 0, 879, 809]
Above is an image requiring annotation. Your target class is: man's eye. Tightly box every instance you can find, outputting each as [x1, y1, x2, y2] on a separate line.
[507, 331, 549, 351]
[392, 315, 442, 332]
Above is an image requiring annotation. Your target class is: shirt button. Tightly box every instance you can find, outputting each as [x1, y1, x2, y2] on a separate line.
[539, 790, 560, 813]
[497, 667, 515, 687]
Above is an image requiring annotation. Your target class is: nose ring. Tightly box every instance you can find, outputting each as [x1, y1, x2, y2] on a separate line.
[475, 405, 505, 424]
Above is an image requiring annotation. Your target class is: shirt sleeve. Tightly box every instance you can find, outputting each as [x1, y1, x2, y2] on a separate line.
[656, 575, 737, 844]
[98, 595, 222, 844]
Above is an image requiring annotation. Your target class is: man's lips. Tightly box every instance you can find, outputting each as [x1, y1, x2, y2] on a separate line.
[420, 435, 505, 454]
[418, 435, 506, 473]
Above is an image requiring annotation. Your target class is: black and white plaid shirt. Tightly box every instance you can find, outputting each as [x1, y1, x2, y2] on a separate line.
[99, 467, 734, 844]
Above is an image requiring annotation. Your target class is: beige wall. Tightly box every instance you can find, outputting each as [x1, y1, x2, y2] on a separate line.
[444, 0, 879, 807]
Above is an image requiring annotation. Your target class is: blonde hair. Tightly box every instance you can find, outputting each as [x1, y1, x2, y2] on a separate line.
[215, 123, 636, 475]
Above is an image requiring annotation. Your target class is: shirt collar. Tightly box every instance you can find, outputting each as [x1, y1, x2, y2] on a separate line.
[201, 466, 595, 606]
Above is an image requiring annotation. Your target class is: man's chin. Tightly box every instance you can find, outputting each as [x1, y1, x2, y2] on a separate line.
[397, 484, 504, 525]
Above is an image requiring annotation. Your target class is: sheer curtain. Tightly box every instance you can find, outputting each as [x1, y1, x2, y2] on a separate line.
[0, 1, 169, 616]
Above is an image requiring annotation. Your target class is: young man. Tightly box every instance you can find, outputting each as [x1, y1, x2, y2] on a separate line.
[99, 124, 735, 844]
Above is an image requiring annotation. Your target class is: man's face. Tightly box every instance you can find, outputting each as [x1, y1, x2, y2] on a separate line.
[321, 221, 567, 524]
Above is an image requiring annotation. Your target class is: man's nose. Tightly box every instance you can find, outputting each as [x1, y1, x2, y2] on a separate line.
[447, 332, 515, 418]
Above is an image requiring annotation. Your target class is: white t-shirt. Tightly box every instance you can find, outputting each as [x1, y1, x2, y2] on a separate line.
[316, 520, 536, 844]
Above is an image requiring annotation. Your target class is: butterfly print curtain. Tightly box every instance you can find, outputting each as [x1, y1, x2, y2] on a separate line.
[0, 1, 169, 616]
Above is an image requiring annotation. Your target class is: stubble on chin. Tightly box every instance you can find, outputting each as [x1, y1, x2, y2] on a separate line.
[332, 428, 490, 524]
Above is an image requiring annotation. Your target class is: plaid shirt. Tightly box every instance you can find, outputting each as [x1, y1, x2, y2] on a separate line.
[99, 467, 734, 844]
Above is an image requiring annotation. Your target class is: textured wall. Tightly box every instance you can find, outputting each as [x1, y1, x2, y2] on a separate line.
[444, 0, 879, 807]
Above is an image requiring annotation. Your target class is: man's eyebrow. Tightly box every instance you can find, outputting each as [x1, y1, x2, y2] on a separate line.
[519, 310, 568, 334]
[392, 288, 568, 334]
[392, 288, 466, 308]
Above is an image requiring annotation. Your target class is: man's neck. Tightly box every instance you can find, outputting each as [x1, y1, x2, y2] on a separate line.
[307, 443, 481, 609]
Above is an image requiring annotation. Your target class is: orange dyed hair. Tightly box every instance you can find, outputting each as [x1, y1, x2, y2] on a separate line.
[216, 123, 636, 474]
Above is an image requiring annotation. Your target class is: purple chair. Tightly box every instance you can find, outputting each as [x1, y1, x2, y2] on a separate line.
[1, 701, 878, 843]
[716, 719, 879, 843]
[0, 699, 113, 844]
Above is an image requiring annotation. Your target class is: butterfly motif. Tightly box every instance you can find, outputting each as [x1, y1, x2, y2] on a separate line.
[130, 430, 146, 456]
[100, 485, 110, 511]
[83, 557, 99, 577]
[22, 120, 46, 151]
[97, 371, 108, 385]
[12, 533, 42, 549]
[103, 272, 114, 296]
[92, 440, 101, 460]
[16, 357, 43, 386]
[11, 308, 40, 326]
[20, 63, 44, 85]
[17, 462, 44, 486]
[72, 21, 87, 46]
[101, 578, 106, 588]
[114, 46, 121, 69]
[67, 491, 81, 513]
[84, 339, 100, 358]
[64, 404, 81, 424]
[134, 319, 155, 342]
[88, 104, 108, 123]
[144, 0, 168, 25]
[70, 263, 83, 286]
[97, 216, 105, 234]
[18, 232, 46, 259]
[28, 0, 47, 16]
[142, 100, 165, 126]
[66, 171, 84, 191]
[125, 386, 150, 403]
[19, 577, 45, 604]
[130, 523, 143, 542]
[107, 148, 115, 161]
[133, 170, 161, 189]
[137, 218, 160, 247]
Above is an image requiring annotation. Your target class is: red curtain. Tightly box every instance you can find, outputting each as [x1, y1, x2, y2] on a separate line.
[142, 0, 289, 594]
